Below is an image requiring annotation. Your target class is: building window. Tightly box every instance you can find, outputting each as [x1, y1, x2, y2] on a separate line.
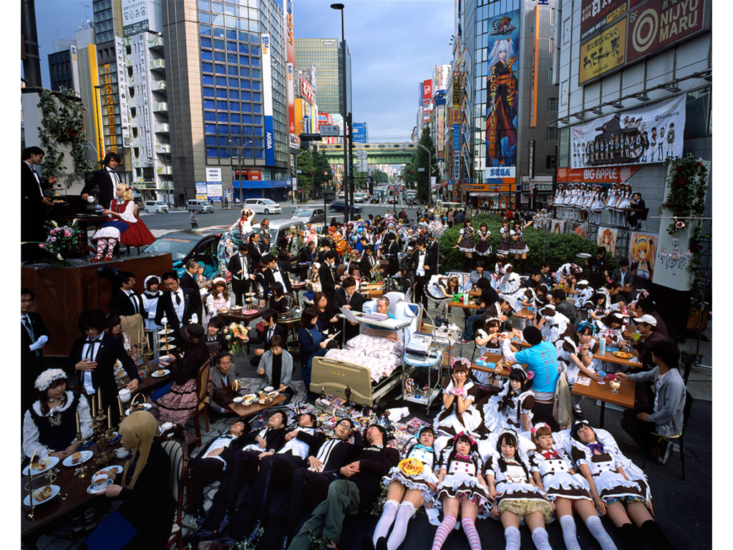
[546, 156, 556, 169]
[547, 127, 558, 141]
[550, 8, 555, 24]
[548, 98, 558, 112]
[548, 68, 553, 84]
[549, 37, 554, 54]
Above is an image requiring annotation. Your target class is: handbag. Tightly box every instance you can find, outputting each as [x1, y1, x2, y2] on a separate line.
[553, 371, 573, 429]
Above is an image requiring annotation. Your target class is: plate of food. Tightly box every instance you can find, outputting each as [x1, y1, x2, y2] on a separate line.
[22, 456, 60, 476]
[24, 485, 60, 506]
[231, 305, 243, 311]
[157, 328, 173, 335]
[220, 307, 229, 314]
[242, 309, 258, 315]
[159, 355, 173, 363]
[125, 403, 153, 416]
[267, 391, 280, 399]
[613, 351, 634, 359]
[62, 450, 94, 467]
[152, 369, 170, 378]
[86, 478, 113, 495]
[398, 458, 424, 476]
[232, 396, 245, 404]
[91, 465, 123, 483]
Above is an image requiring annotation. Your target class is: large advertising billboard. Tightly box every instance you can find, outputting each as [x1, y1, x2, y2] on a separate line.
[578, 18, 627, 85]
[580, 0, 628, 42]
[434, 64, 451, 93]
[569, 94, 686, 169]
[422, 79, 433, 111]
[262, 34, 275, 165]
[485, 9, 520, 174]
[121, 0, 159, 37]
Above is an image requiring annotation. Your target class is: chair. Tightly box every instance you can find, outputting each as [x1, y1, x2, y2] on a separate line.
[192, 358, 212, 447]
[162, 427, 189, 550]
[642, 391, 693, 480]
[284, 292, 297, 310]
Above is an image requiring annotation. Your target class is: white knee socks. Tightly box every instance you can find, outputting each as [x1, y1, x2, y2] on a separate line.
[373, 500, 399, 545]
[505, 526, 521, 550]
[586, 515, 618, 550]
[386, 501, 415, 550]
[532, 527, 553, 550]
[559, 515, 581, 550]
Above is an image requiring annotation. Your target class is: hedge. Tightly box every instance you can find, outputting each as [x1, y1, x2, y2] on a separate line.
[437, 214, 619, 274]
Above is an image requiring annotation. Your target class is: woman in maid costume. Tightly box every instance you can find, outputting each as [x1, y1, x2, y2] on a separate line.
[591, 186, 606, 225]
[431, 432, 491, 550]
[570, 421, 675, 550]
[529, 424, 618, 550]
[483, 366, 535, 434]
[486, 429, 554, 550]
[497, 219, 512, 259]
[228, 208, 256, 239]
[537, 304, 572, 344]
[369, 426, 441, 550]
[510, 219, 532, 266]
[605, 184, 620, 226]
[552, 185, 565, 221]
[555, 323, 602, 419]
[616, 184, 632, 228]
[141, 276, 163, 345]
[596, 312, 630, 374]
[474, 222, 493, 256]
[454, 219, 477, 271]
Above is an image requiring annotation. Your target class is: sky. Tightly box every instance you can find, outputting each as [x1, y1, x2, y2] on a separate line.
[33, 0, 454, 144]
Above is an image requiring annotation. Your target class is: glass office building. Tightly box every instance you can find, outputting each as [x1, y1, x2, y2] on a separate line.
[295, 38, 351, 119]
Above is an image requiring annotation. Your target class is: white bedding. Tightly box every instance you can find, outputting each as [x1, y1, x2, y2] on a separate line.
[325, 333, 405, 383]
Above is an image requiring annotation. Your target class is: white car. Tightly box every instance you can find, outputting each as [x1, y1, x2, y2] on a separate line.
[243, 198, 282, 214]
[353, 193, 366, 203]
[144, 200, 169, 213]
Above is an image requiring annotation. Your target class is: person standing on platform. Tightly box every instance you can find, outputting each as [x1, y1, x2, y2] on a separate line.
[81, 152, 121, 209]
[155, 272, 198, 344]
[21, 147, 58, 263]
[21, 288, 50, 412]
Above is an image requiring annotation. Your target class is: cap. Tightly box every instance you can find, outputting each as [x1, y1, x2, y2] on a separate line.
[633, 314, 657, 327]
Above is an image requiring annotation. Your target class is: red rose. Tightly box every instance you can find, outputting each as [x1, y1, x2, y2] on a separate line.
[678, 178, 684, 184]
[696, 162, 702, 166]
[675, 167, 684, 173]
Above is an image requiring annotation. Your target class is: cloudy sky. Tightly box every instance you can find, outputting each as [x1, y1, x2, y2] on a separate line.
[34, 0, 454, 143]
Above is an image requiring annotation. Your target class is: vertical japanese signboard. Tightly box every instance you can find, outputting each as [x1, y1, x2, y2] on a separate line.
[262, 34, 275, 166]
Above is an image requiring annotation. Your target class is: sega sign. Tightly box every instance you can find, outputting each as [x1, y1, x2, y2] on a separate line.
[485, 167, 516, 178]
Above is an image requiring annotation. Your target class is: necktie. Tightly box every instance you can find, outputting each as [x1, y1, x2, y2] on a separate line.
[175, 292, 181, 305]
[346, 294, 351, 304]
[129, 292, 139, 314]
[23, 317, 35, 341]
[85, 338, 100, 361]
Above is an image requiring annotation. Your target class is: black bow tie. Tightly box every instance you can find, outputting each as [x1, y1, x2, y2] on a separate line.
[86, 337, 101, 344]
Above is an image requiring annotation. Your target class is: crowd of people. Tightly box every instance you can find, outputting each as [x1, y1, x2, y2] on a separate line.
[20, 201, 687, 550]
[550, 184, 646, 230]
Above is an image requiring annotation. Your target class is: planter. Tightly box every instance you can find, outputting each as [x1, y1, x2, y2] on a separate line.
[686, 307, 709, 333]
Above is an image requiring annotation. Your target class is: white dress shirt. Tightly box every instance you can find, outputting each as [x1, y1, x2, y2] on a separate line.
[81, 335, 103, 395]
[416, 251, 427, 277]
[106, 166, 121, 186]
[278, 427, 315, 460]
[171, 289, 186, 321]
[204, 434, 239, 466]
[124, 289, 141, 314]
[272, 267, 287, 289]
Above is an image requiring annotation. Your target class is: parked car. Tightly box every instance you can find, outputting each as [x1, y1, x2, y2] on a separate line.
[187, 199, 214, 213]
[388, 197, 398, 204]
[143, 229, 223, 283]
[338, 192, 345, 199]
[144, 200, 169, 214]
[353, 193, 366, 203]
[328, 200, 362, 213]
[252, 219, 306, 248]
[243, 198, 282, 214]
[292, 207, 325, 224]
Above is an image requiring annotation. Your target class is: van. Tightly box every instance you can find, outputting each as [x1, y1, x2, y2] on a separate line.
[144, 200, 169, 214]
[187, 199, 214, 213]
[243, 198, 282, 214]
[252, 219, 304, 247]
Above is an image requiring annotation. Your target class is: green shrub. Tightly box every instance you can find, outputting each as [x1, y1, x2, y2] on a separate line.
[438, 215, 619, 274]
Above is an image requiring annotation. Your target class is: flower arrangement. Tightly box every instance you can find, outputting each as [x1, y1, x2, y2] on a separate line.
[660, 155, 710, 309]
[37, 220, 83, 265]
[224, 322, 249, 355]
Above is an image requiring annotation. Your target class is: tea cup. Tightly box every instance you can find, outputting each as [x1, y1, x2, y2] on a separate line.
[114, 448, 129, 459]
[119, 388, 131, 403]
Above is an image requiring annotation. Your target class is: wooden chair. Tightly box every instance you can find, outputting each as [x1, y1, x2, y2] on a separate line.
[161, 426, 189, 550]
[193, 358, 212, 447]
[643, 391, 693, 480]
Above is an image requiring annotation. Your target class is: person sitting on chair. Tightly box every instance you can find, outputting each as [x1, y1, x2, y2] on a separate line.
[257, 334, 295, 403]
[249, 309, 287, 368]
[209, 351, 242, 415]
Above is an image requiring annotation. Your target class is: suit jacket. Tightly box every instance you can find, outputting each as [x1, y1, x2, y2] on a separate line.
[205, 333, 229, 355]
[319, 262, 337, 296]
[81, 168, 116, 208]
[110, 288, 146, 318]
[179, 272, 203, 318]
[227, 253, 253, 281]
[155, 288, 197, 338]
[359, 253, 377, 278]
[21, 162, 47, 219]
[194, 429, 252, 462]
[238, 426, 287, 453]
[209, 367, 238, 409]
[21, 312, 49, 374]
[611, 268, 633, 289]
[410, 248, 436, 278]
[386, 241, 400, 274]
[247, 242, 262, 268]
[249, 323, 287, 352]
[64, 332, 139, 397]
[330, 287, 365, 318]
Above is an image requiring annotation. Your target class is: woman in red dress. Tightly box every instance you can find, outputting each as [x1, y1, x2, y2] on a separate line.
[91, 184, 156, 262]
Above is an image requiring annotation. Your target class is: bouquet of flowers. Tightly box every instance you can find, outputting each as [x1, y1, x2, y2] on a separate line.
[427, 220, 445, 239]
[37, 220, 83, 265]
[223, 322, 249, 355]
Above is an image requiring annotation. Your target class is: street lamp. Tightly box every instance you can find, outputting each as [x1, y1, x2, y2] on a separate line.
[330, 3, 351, 222]
[230, 139, 253, 207]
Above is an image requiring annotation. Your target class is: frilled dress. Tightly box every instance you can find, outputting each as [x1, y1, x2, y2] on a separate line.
[93, 200, 155, 247]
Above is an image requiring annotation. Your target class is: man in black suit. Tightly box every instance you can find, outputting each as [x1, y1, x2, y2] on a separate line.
[81, 152, 122, 209]
[410, 238, 434, 310]
[611, 258, 635, 304]
[384, 233, 400, 276]
[260, 253, 294, 295]
[179, 260, 204, 321]
[626, 192, 647, 230]
[64, 309, 139, 425]
[21, 288, 50, 410]
[297, 241, 315, 281]
[329, 276, 364, 346]
[228, 244, 256, 306]
[316, 238, 334, 265]
[21, 147, 57, 262]
[247, 233, 263, 270]
[319, 250, 338, 303]
[189, 420, 250, 522]
[249, 309, 287, 368]
[359, 245, 378, 281]
[155, 271, 198, 344]
[109, 271, 146, 348]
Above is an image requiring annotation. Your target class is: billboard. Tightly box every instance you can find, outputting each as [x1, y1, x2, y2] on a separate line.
[485, 9, 520, 173]
[434, 64, 451, 93]
[195, 182, 207, 200]
[121, 0, 158, 37]
[114, 37, 130, 150]
[580, 0, 628, 42]
[422, 79, 433, 111]
[206, 182, 223, 202]
[287, 63, 295, 134]
[301, 78, 314, 104]
[569, 95, 686, 169]
[578, 18, 627, 85]
[311, 63, 317, 92]
[262, 34, 275, 165]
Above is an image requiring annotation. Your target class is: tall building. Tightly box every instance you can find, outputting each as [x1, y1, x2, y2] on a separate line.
[48, 37, 80, 92]
[164, 0, 290, 204]
[450, 0, 557, 210]
[73, 24, 104, 162]
[294, 38, 351, 120]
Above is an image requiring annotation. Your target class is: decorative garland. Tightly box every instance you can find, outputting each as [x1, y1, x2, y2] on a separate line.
[660, 154, 710, 309]
[36, 88, 94, 188]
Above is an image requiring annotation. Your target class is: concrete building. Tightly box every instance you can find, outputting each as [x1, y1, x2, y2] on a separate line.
[294, 38, 352, 121]
[48, 37, 80, 93]
[164, 0, 290, 204]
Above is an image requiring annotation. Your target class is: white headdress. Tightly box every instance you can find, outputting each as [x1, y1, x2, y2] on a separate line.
[144, 275, 160, 288]
[211, 277, 227, 286]
[35, 369, 67, 391]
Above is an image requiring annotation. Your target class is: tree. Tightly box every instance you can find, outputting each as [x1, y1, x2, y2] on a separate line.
[297, 147, 317, 199]
[413, 128, 441, 203]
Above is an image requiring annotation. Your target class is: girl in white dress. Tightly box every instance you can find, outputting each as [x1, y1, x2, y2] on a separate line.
[431, 433, 491, 550]
[497, 264, 522, 295]
[141, 276, 163, 338]
[529, 424, 617, 550]
[555, 324, 601, 418]
[605, 184, 620, 226]
[591, 187, 606, 225]
[372, 426, 440, 550]
[205, 277, 231, 325]
[596, 313, 630, 374]
[537, 304, 571, 344]
[552, 184, 565, 220]
[483, 367, 535, 433]
[616, 184, 632, 228]
[486, 430, 554, 550]
[229, 208, 256, 238]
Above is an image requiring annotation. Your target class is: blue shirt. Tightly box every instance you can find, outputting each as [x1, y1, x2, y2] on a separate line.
[514, 342, 559, 394]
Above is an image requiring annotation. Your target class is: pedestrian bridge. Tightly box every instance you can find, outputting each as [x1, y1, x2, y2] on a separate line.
[318, 142, 418, 165]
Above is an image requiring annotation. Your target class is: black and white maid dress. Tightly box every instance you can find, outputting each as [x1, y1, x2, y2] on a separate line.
[457, 226, 476, 253]
[433, 379, 486, 453]
[383, 438, 439, 507]
[435, 445, 490, 514]
[482, 379, 535, 434]
[529, 441, 592, 502]
[498, 227, 511, 256]
[509, 228, 529, 255]
[474, 229, 492, 256]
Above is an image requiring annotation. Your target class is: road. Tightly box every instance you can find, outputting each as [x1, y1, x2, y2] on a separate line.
[141, 197, 429, 233]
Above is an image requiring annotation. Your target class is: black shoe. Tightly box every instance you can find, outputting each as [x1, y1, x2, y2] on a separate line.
[640, 519, 676, 550]
[246, 520, 262, 546]
[572, 408, 584, 420]
[376, 537, 389, 550]
[362, 535, 376, 550]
